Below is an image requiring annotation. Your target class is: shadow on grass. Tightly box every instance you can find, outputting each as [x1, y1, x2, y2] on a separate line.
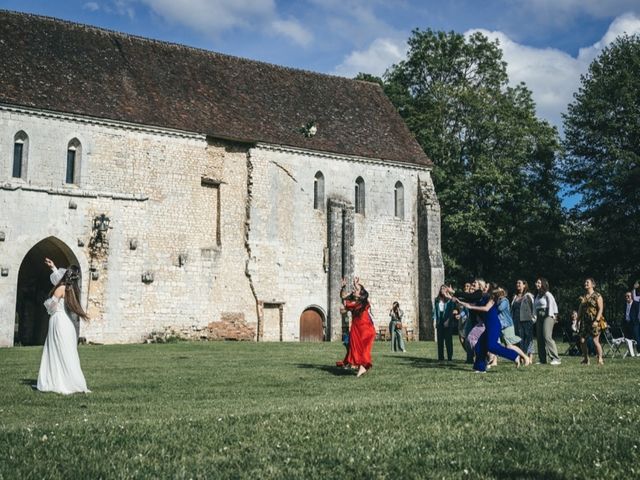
[394, 355, 471, 371]
[21, 378, 37, 389]
[296, 363, 357, 376]
[491, 468, 566, 480]
[483, 438, 568, 479]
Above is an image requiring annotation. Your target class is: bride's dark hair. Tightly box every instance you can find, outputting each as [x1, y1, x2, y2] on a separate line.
[49, 265, 89, 320]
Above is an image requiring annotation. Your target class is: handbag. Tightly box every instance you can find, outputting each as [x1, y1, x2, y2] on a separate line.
[466, 324, 486, 350]
[396, 322, 403, 330]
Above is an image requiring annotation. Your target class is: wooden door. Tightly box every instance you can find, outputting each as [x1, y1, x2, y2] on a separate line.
[300, 309, 324, 342]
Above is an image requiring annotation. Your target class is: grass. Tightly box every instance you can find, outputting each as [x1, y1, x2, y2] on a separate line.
[1, 341, 639, 479]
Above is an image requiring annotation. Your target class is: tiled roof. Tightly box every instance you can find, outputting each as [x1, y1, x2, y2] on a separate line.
[0, 10, 431, 166]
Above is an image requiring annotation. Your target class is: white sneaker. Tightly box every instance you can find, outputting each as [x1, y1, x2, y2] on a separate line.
[550, 359, 562, 365]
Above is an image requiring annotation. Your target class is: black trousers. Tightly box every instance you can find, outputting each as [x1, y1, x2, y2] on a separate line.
[437, 324, 453, 360]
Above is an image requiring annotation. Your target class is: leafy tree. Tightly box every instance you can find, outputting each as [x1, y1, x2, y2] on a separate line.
[374, 29, 566, 288]
[354, 72, 384, 87]
[562, 34, 640, 293]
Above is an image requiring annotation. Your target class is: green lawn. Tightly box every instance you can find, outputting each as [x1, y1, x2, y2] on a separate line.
[1, 341, 639, 479]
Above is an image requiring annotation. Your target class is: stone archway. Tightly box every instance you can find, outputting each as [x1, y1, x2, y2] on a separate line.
[14, 237, 81, 346]
[300, 306, 326, 342]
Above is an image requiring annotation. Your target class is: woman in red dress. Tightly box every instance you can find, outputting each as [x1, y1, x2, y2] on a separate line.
[339, 277, 376, 377]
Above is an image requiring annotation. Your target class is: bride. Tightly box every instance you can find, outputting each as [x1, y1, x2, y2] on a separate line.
[37, 258, 90, 394]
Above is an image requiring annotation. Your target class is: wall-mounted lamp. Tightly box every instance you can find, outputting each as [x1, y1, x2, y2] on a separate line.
[93, 214, 110, 233]
[90, 213, 111, 249]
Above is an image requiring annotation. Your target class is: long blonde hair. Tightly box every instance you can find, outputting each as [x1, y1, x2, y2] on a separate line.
[492, 287, 507, 302]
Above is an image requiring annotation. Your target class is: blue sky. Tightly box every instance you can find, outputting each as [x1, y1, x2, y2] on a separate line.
[2, 0, 639, 131]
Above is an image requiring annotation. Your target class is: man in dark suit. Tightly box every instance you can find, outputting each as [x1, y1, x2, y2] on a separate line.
[631, 283, 640, 346]
[623, 291, 635, 339]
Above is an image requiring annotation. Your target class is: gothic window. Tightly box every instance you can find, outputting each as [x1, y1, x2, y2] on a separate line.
[66, 138, 81, 184]
[394, 181, 404, 219]
[314, 171, 324, 210]
[355, 176, 365, 214]
[12, 131, 28, 179]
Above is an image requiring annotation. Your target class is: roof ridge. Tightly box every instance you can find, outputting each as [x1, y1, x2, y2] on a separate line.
[0, 8, 378, 88]
[0, 9, 431, 166]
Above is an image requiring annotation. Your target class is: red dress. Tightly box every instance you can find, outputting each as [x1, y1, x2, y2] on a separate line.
[341, 300, 376, 369]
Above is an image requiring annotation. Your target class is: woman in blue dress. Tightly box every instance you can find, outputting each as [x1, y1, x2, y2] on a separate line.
[459, 285, 530, 372]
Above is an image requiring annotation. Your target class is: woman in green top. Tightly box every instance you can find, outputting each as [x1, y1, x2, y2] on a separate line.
[578, 277, 605, 365]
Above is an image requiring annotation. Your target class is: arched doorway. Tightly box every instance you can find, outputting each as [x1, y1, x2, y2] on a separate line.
[299, 307, 325, 342]
[14, 237, 81, 346]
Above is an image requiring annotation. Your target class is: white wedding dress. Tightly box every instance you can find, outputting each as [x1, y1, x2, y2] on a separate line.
[36, 295, 90, 394]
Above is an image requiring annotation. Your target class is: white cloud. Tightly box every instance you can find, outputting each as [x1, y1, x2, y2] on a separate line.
[333, 37, 406, 78]
[309, 0, 400, 46]
[139, 0, 272, 32]
[577, 12, 640, 61]
[517, 0, 640, 21]
[468, 12, 640, 127]
[334, 12, 640, 127]
[130, 0, 312, 46]
[111, 0, 136, 19]
[270, 18, 313, 47]
[83, 2, 100, 12]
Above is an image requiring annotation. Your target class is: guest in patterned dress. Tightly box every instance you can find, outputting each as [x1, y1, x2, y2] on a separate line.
[578, 278, 605, 365]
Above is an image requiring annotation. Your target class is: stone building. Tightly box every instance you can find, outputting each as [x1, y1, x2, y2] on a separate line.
[0, 11, 444, 347]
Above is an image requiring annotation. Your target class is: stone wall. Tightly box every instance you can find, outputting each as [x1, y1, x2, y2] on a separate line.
[0, 106, 443, 346]
[418, 176, 445, 340]
[0, 107, 256, 346]
[246, 145, 434, 341]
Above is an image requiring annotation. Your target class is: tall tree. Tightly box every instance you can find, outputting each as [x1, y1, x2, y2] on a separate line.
[378, 29, 565, 287]
[562, 34, 640, 289]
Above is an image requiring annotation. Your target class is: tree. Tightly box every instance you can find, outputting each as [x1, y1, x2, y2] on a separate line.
[377, 29, 565, 287]
[354, 72, 384, 87]
[562, 34, 640, 292]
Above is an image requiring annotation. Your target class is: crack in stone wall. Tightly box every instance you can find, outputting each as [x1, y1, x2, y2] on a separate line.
[244, 150, 260, 339]
[270, 161, 299, 184]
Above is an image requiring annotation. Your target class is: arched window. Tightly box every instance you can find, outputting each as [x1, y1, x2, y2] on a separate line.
[314, 171, 324, 210]
[355, 176, 365, 214]
[12, 131, 28, 179]
[66, 138, 81, 184]
[394, 181, 404, 219]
